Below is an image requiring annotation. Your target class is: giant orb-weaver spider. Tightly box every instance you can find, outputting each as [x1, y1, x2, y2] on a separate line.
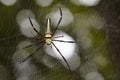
[20, 8, 77, 73]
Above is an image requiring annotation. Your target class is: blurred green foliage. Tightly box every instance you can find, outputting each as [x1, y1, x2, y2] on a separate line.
[0, 0, 119, 80]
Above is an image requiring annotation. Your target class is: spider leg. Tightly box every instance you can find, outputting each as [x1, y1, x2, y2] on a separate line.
[28, 17, 43, 37]
[51, 42, 72, 73]
[20, 46, 42, 63]
[53, 35, 64, 39]
[23, 44, 35, 49]
[52, 8, 62, 36]
[53, 40, 77, 43]
[23, 41, 43, 49]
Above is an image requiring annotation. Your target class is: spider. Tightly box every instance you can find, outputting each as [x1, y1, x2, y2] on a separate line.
[20, 8, 77, 73]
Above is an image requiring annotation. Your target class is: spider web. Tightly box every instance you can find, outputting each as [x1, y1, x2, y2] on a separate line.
[0, 0, 120, 80]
